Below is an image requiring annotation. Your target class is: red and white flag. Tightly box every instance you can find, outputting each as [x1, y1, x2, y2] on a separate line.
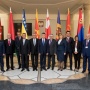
[8, 7, 15, 40]
[45, 9, 51, 39]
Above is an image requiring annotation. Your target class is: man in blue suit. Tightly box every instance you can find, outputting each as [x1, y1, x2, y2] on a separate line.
[0, 36, 5, 72]
[82, 34, 90, 74]
[38, 32, 48, 71]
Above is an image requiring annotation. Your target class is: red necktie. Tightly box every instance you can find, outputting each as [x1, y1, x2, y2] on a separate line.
[8, 40, 10, 46]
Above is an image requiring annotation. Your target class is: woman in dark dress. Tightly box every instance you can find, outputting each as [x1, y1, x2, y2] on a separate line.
[73, 35, 81, 72]
[56, 34, 66, 71]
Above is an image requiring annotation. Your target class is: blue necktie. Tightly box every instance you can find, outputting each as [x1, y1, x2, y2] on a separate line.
[42, 39, 44, 45]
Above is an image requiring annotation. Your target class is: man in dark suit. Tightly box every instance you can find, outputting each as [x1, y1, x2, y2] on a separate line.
[64, 31, 74, 70]
[4, 33, 15, 71]
[30, 33, 38, 71]
[82, 34, 90, 74]
[0, 36, 5, 72]
[38, 32, 48, 71]
[15, 31, 22, 69]
[20, 33, 30, 71]
[47, 34, 56, 70]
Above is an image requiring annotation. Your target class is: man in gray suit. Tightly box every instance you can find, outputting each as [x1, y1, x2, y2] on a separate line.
[47, 34, 56, 70]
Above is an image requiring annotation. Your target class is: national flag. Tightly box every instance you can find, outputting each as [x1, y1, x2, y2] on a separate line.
[66, 8, 71, 31]
[77, 8, 84, 42]
[8, 7, 15, 40]
[21, 9, 28, 38]
[35, 9, 40, 38]
[0, 18, 2, 39]
[45, 9, 51, 39]
[56, 10, 61, 39]
[88, 25, 90, 34]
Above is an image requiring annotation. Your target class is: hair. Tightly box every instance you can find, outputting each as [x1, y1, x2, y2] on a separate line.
[42, 32, 45, 34]
[17, 31, 21, 33]
[22, 33, 26, 35]
[75, 35, 78, 38]
[66, 31, 70, 33]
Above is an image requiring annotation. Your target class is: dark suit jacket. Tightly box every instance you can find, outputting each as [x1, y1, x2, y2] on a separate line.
[15, 36, 22, 52]
[38, 38, 48, 54]
[73, 41, 81, 53]
[0, 40, 5, 55]
[47, 39, 56, 55]
[30, 38, 38, 54]
[4, 39, 15, 54]
[56, 39, 67, 53]
[82, 39, 90, 57]
[64, 37, 74, 53]
[20, 39, 30, 55]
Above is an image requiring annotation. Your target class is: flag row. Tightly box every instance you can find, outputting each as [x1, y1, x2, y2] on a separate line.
[1, 8, 90, 41]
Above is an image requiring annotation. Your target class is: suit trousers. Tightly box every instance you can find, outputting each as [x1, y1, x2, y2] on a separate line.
[48, 54, 55, 69]
[74, 53, 81, 69]
[83, 55, 90, 72]
[40, 53, 46, 69]
[64, 52, 72, 69]
[31, 54, 38, 69]
[21, 54, 29, 69]
[6, 54, 13, 69]
[0, 55, 4, 70]
[16, 51, 21, 67]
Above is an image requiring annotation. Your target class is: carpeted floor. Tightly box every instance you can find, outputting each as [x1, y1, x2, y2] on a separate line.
[0, 75, 90, 90]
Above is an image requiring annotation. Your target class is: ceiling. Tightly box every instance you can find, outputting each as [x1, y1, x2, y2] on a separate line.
[0, 0, 90, 14]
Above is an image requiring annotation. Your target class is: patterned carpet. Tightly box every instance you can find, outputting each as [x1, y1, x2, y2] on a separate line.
[0, 75, 90, 90]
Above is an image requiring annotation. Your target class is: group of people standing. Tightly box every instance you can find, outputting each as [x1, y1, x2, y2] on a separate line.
[0, 31, 90, 74]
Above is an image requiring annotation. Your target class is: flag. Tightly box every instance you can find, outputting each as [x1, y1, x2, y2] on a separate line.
[77, 8, 84, 42]
[45, 9, 51, 39]
[0, 18, 2, 39]
[66, 8, 71, 31]
[8, 7, 15, 40]
[21, 9, 28, 38]
[56, 10, 61, 39]
[35, 9, 40, 39]
[88, 25, 90, 34]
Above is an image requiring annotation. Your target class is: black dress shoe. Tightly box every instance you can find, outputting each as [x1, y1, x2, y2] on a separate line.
[27, 68, 30, 71]
[33, 68, 35, 71]
[52, 68, 54, 70]
[18, 66, 21, 69]
[40, 68, 42, 71]
[6, 69, 9, 71]
[43, 68, 47, 71]
[11, 68, 14, 70]
[82, 70, 85, 73]
[70, 68, 72, 71]
[88, 72, 90, 74]
[1, 70, 5, 72]
[35, 68, 37, 71]
[63, 67, 66, 69]
[47, 67, 50, 69]
[21, 68, 25, 71]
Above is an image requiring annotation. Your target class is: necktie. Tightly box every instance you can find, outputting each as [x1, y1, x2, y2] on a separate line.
[8, 40, 10, 46]
[33, 39, 36, 46]
[49, 40, 52, 45]
[43, 39, 45, 45]
[67, 38, 69, 42]
[23, 39, 25, 45]
[86, 40, 89, 46]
